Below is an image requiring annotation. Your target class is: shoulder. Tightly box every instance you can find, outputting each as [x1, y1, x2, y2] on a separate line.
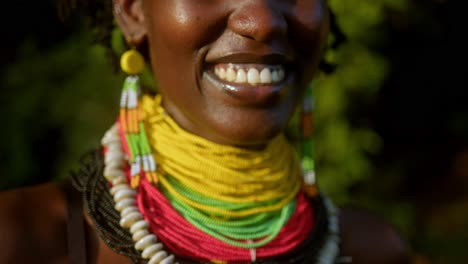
[338, 207, 410, 264]
[0, 182, 68, 263]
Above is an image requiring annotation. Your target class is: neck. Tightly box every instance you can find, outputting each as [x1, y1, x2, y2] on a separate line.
[141, 95, 302, 202]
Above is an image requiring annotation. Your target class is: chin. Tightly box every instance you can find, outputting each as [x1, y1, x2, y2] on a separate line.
[197, 54, 304, 147]
[201, 104, 292, 148]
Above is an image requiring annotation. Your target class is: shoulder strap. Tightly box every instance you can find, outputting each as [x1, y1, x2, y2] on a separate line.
[62, 180, 88, 264]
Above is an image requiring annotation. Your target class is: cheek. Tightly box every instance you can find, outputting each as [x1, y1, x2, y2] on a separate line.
[143, 11, 198, 105]
[290, 1, 329, 82]
[143, 2, 225, 95]
[145, 2, 221, 58]
[141, 2, 228, 134]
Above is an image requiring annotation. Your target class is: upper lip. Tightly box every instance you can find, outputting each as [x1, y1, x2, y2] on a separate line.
[205, 52, 294, 66]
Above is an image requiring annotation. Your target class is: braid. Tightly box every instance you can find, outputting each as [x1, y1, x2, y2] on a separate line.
[71, 150, 143, 264]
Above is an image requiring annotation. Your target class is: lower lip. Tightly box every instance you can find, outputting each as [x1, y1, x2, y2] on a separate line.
[203, 71, 293, 106]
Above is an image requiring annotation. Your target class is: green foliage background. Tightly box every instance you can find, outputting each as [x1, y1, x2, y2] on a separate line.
[1, 1, 466, 263]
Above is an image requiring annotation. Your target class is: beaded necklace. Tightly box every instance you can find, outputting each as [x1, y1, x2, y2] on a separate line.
[138, 95, 303, 251]
[103, 126, 339, 264]
[113, 93, 315, 260]
[99, 78, 341, 263]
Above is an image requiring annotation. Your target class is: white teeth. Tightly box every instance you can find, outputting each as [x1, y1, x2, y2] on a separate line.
[278, 68, 285, 81]
[260, 68, 272, 84]
[271, 70, 280, 82]
[247, 68, 260, 85]
[213, 65, 286, 85]
[226, 68, 236, 82]
[235, 69, 247, 83]
[218, 68, 226, 79]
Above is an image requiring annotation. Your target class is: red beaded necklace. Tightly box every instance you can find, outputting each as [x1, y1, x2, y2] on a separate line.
[113, 124, 316, 262]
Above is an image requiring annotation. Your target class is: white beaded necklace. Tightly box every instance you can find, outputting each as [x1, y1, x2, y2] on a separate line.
[102, 124, 175, 264]
[101, 123, 342, 264]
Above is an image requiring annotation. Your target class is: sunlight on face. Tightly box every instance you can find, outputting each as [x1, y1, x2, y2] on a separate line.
[141, 0, 329, 146]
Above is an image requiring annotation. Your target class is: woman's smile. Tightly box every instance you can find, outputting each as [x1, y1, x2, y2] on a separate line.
[212, 64, 286, 87]
[137, 0, 328, 146]
[203, 52, 296, 106]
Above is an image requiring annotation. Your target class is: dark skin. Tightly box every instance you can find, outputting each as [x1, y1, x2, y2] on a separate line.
[129, 0, 327, 147]
[0, 0, 409, 263]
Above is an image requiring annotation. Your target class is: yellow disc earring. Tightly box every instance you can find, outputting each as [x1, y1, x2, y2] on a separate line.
[120, 49, 145, 76]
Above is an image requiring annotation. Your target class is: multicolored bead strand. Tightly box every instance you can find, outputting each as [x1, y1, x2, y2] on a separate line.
[136, 95, 304, 251]
[119, 49, 158, 188]
[101, 103, 341, 263]
[103, 121, 316, 263]
[301, 85, 318, 197]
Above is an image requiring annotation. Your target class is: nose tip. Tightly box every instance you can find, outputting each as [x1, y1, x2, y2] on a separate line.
[228, 2, 287, 42]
